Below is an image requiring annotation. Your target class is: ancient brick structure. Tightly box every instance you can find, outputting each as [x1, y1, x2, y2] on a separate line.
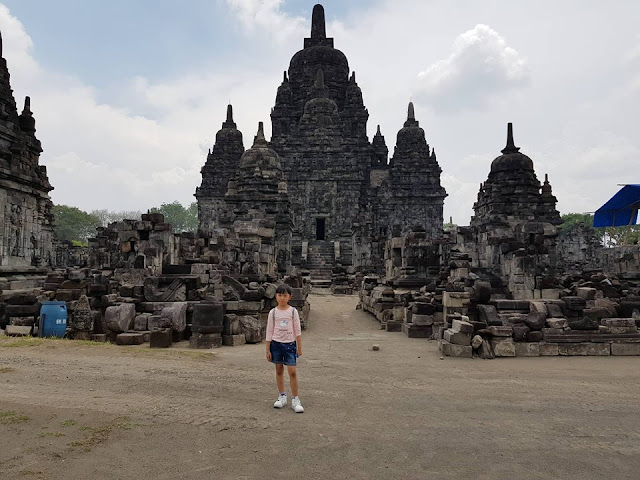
[197, 4, 446, 279]
[0, 32, 54, 267]
[195, 105, 244, 237]
[468, 123, 562, 299]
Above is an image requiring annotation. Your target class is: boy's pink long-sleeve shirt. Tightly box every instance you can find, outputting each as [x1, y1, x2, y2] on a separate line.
[266, 306, 301, 343]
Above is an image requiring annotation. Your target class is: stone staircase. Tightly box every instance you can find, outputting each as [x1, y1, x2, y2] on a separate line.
[307, 241, 334, 287]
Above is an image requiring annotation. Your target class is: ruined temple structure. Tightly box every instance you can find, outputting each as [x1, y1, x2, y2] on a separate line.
[197, 4, 446, 283]
[456, 123, 562, 299]
[0, 32, 55, 267]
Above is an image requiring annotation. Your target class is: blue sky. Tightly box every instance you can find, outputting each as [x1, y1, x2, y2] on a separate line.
[0, 0, 638, 224]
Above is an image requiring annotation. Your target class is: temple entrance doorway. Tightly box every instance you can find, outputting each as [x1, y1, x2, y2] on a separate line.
[316, 218, 326, 241]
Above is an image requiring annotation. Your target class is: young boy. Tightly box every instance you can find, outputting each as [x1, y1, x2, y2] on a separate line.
[266, 284, 304, 413]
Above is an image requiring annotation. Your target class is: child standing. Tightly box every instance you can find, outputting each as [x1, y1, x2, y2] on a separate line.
[266, 284, 304, 413]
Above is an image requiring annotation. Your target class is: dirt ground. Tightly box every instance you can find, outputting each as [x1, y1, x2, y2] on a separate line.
[1, 293, 640, 480]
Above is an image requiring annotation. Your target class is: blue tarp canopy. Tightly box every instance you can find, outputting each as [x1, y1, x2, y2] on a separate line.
[594, 185, 640, 227]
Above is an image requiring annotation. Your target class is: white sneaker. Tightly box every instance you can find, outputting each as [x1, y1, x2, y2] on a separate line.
[273, 394, 287, 408]
[291, 397, 304, 413]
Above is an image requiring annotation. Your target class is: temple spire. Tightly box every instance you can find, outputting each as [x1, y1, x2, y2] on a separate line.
[19, 96, 36, 134]
[23, 96, 31, 114]
[222, 104, 237, 129]
[501, 122, 520, 154]
[376, 125, 381, 135]
[0, 31, 3, 58]
[311, 4, 326, 40]
[254, 121, 267, 146]
[408, 102, 415, 121]
[283, 71, 288, 83]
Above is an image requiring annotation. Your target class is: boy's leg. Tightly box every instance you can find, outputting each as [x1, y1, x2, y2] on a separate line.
[287, 365, 298, 397]
[275, 363, 285, 393]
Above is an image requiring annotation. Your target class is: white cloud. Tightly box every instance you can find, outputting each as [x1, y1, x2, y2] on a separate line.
[224, 0, 306, 44]
[415, 24, 530, 112]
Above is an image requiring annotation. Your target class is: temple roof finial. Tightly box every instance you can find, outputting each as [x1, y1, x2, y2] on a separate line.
[0, 31, 3, 58]
[408, 102, 415, 121]
[226, 104, 233, 123]
[501, 122, 520, 154]
[376, 125, 381, 135]
[283, 71, 288, 83]
[311, 4, 326, 40]
[23, 96, 31, 113]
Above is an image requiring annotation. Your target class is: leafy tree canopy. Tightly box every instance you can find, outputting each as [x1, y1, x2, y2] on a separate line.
[52, 205, 101, 244]
[148, 201, 198, 233]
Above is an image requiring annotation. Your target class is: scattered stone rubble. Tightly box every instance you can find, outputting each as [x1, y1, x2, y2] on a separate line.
[1, 265, 311, 351]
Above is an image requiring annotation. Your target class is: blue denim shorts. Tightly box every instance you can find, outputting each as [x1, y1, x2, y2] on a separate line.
[270, 340, 297, 366]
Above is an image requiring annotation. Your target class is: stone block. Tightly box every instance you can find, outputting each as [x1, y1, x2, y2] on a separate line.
[558, 343, 610, 356]
[443, 292, 471, 309]
[444, 329, 471, 346]
[116, 332, 145, 346]
[239, 315, 266, 343]
[487, 326, 512, 337]
[412, 314, 434, 326]
[611, 343, 640, 356]
[607, 326, 638, 334]
[526, 330, 544, 342]
[190, 332, 222, 349]
[478, 339, 495, 359]
[539, 343, 559, 356]
[105, 303, 136, 333]
[160, 302, 188, 333]
[576, 288, 597, 301]
[150, 329, 172, 348]
[385, 321, 403, 332]
[56, 289, 82, 302]
[5, 325, 32, 336]
[91, 334, 107, 342]
[441, 340, 473, 358]
[601, 318, 636, 328]
[9, 316, 36, 327]
[452, 319, 474, 334]
[5, 304, 39, 316]
[223, 334, 246, 346]
[413, 302, 436, 315]
[515, 342, 541, 357]
[529, 301, 548, 315]
[546, 318, 568, 329]
[546, 304, 564, 318]
[148, 315, 171, 331]
[491, 338, 516, 357]
[134, 315, 149, 331]
[471, 335, 483, 349]
[524, 312, 547, 331]
[401, 323, 432, 338]
[512, 324, 531, 342]
[477, 304, 501, 325]
[563, 296, 586, 311]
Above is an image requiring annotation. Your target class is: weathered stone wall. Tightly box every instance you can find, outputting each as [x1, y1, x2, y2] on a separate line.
[0, 44, 54, 267]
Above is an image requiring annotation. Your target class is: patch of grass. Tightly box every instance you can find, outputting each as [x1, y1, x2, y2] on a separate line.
[0, 366, 14, 373]
[0, 411, 30, 424]
[0, 338, 43, 348]
[38, 431, 65, 438]
[60, 419, 77, 427]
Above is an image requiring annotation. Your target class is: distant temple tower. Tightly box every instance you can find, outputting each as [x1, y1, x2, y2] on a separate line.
[0, 31, 55, 267]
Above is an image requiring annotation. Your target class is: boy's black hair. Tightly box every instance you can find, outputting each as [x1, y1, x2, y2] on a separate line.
[275, 284, 292, 295]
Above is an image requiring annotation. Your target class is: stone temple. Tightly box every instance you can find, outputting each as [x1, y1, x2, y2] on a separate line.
[0, 33, 54, 268]
[196, 4, 446, 283]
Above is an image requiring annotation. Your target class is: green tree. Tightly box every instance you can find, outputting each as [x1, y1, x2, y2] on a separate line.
[149, 201, 198, 233]
[558, 213, 594, 237]
[52, 205, 101, 244]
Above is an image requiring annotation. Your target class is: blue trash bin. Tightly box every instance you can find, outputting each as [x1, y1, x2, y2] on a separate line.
[39, 301, 67, 338]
